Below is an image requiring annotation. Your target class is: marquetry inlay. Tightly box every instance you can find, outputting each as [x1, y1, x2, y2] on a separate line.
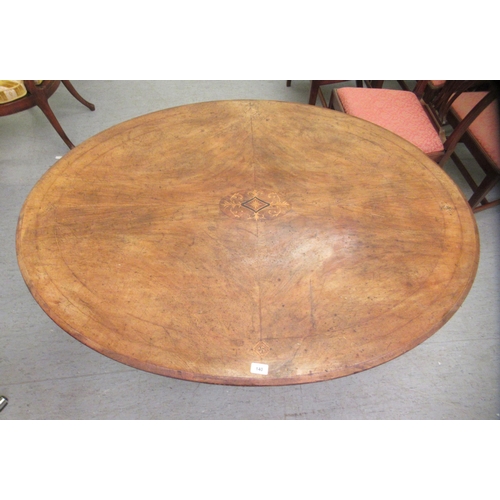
[220, 190, 291, 220]
[253, 341, 271, 356]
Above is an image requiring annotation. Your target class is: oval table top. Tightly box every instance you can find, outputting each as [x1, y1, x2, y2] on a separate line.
[16, 100, 479, 385]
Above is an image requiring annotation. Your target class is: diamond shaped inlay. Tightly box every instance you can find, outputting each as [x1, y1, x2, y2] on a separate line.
[242, 197, 270, 213]
[253, 341, 270, 356]
[220, 190, 291, 220]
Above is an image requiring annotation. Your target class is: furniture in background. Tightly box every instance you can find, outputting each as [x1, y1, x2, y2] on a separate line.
[330, 80, 499, 212]
[330, 80, 446, 162]
[0, 80, 95, 149]
[444, 84, 500, 211]
[286, 80, 364, 106]
[396, 80, 445, 94]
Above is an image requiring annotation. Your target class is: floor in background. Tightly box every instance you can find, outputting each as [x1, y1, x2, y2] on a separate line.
[1, 80, 499, 419]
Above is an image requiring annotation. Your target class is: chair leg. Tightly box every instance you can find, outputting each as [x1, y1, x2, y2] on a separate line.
[469, 173, 500, 211]
[33, 90, 76, 149]
[61, 81, 95, 111]
[309, 81, 321, 105]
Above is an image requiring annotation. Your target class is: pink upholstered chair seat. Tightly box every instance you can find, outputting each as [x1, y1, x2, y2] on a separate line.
[451, 91, 500, 170]
[336, 87, 444, 158]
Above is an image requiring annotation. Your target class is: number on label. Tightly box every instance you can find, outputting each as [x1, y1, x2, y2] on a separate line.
[250, 362, 269, 375]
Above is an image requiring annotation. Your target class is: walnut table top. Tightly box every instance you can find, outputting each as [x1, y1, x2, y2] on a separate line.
[16, 100, 479, 385]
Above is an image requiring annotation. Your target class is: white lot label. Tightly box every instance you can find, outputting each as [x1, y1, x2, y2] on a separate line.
[250, 362, 269, 375]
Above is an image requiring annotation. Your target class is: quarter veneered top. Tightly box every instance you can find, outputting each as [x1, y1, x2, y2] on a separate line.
[16, 100, 479, 385]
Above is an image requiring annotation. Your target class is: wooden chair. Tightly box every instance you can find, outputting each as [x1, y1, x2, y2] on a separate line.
[397, 80, 499, 211]
[0, 80, 95, 149]
[287, 80, 364, 106]
[329, 80, 500, 212]
[395, 80, 445, 93]
[394, 80, 446, 117]
[441, 83, 500, 212]
[330, 80, 446, 162]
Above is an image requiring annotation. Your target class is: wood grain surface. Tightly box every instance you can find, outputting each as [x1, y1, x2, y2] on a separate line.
[16, 100, 479, 385]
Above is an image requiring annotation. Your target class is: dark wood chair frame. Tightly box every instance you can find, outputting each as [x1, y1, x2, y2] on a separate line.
[329, 80, 500, 212]
[0, 80, 95, 149]
[287, 80, 366, 106]
[440, 82, 500, 212]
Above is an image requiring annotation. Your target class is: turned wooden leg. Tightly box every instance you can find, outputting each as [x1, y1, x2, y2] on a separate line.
[61, 81, 95, 111]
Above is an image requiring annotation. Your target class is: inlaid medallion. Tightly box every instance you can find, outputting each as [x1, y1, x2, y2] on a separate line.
[253, 340, 271, 356]
[220, 190, 291, 220]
